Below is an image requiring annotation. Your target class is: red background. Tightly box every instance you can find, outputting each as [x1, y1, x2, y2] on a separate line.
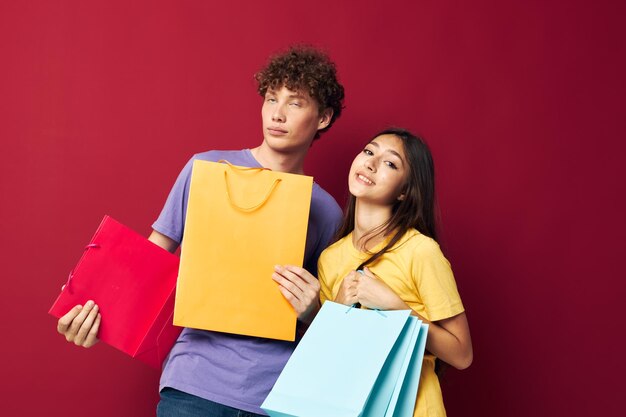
[1, 1, 624, 416]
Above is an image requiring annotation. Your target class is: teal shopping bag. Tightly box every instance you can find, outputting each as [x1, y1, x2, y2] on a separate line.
[360, 315, 420, 417]
[261, 301, 427, 417]
[384, 322, 429, 417]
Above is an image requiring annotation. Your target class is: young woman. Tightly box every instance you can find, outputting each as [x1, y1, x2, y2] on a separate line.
[318, 127, 473, 417]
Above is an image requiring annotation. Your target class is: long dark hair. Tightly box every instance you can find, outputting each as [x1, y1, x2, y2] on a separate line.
[336, 127, 448, 376]
[334, 127, 437, 269]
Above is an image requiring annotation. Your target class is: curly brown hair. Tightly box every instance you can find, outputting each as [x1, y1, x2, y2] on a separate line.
[255, 46, 345, 139]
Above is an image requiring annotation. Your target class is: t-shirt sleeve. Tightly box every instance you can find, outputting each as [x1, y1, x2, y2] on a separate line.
[318, 251, 333, 304]
[303, 191, 342, 277]
[412, 239, 465, 322]
[309, 216, 341, 275]
[152, 156, 195, 243]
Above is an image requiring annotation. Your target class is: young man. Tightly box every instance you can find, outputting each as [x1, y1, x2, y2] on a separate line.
[56, 46, 345, 416]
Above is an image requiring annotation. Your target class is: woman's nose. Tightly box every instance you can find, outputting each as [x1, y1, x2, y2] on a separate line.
[364, 158, 376, 172]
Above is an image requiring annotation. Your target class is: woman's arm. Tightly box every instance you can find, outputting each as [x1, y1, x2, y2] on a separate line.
[356, 267, 473, 370]
[424, 312, 472, 370]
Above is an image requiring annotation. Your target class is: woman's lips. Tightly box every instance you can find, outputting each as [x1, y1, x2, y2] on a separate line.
[356, 173, 374, 185]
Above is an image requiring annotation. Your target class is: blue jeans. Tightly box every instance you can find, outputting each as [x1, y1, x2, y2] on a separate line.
[157, 388, 266, 417]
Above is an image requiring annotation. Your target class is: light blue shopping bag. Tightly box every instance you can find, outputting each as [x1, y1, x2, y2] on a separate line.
[384, 322, 429, 417]
[261, 301, 428, 417]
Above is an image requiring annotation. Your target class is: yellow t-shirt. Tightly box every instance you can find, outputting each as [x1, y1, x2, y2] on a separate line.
[318, 229, 465, 417]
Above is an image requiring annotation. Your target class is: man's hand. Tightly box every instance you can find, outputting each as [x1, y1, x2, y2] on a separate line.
[272, 265, 321, 325]
[57, 300, 101, 348]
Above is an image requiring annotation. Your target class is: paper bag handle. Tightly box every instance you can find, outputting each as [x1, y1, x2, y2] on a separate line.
[63, 243, 100, 293]
[220, 161, 281, 212]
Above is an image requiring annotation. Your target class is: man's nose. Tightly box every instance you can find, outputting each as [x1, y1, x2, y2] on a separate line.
[272, 105, 286, 122]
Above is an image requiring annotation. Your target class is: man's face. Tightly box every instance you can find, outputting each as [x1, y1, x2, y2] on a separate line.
[261, 85, 330, 153]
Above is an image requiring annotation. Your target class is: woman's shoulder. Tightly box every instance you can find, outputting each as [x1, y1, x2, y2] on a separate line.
[320, 234, 352, 259]
[397, 229, 444, 256]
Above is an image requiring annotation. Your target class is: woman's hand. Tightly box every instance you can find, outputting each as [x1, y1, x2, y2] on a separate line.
[355, 267, 408, 311]
[56, 300, 101, 348]
[334, 270, 361, 306]
[272, 265, 321, 325]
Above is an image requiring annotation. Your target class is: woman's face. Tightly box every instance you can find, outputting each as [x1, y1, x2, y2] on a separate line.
[348, 134, 409, 205]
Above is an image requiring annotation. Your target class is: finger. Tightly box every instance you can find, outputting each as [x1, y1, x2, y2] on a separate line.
[340, 281, 357, 297]
[57, 305, 82, 334]
[67, 300, 95, 340]
[74, 304, 99, 346]
[350, 270, 362, 282]
[282, 265, 316, 284]
[274, 265, 306, 287]
[82, 313, 101, 348]
[355, 273, 373, 291]
[362, 267, 377, 279]
[342, 271, 358, 285]
[336, 292, 358, 306]
[277, 285, 302, 313]
[273, 272, 303, 301]
[274, 266, 308, 293]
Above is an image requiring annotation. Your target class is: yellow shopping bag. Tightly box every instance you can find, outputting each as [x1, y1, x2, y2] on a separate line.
[174, 160, 313, 341]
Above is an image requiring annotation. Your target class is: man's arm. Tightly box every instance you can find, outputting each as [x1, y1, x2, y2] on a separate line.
[148, 230, 179, 253]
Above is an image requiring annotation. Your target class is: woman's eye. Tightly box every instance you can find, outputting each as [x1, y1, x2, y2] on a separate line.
[385, 161, 398, 169]
[290, 102, 301, 107]
[363, 149, 373, 155]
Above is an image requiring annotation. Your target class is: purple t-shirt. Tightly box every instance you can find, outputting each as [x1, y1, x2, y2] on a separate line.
[153, 149, 342, 414]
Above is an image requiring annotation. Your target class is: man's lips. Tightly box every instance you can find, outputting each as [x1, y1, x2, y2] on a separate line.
[267, 127, 288, 135]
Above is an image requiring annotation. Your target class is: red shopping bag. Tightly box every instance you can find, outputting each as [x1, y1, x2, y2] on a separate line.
[49, 215, 182, 369]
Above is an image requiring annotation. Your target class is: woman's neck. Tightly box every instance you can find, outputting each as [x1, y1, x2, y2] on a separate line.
[352, 199, 393, 252]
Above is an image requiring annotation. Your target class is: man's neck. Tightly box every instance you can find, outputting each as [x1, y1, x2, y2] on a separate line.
[250, 143, 308, 174]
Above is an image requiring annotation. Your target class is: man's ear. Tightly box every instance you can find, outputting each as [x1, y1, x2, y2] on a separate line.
[317, 108, 333, 131]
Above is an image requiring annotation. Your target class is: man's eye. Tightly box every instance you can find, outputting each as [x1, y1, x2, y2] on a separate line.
[290, 102, 301, 107]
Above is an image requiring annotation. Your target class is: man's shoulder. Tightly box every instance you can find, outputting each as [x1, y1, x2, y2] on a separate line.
[191, 149, 251, 164]
[311, 183, 342, 217]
